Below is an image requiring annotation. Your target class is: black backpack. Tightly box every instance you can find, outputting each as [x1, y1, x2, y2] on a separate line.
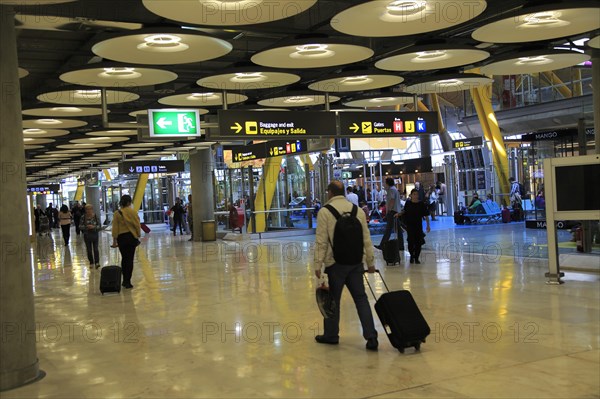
[324, 204, 364, 265]
[518, 183, 525, 197]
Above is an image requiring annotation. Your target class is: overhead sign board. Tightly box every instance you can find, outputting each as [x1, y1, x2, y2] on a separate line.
[231, 139, 307, 162]
[214, 110, 337, 139]
[338, 112, 438, 137]
[148, 109, 201, 137]
[521, 128, 594, 142]
[118, 160, 185, 175]
[453, 136, 483, 149]
[27, 184, 60, 194]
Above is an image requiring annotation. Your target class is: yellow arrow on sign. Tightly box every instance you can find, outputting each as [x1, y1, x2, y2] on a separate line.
[231, 122, 242, 133]
[350, 123, 359, 133]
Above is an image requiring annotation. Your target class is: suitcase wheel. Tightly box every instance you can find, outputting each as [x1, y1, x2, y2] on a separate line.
[398, 347, 405, 354]
[414, 342, 421, 351]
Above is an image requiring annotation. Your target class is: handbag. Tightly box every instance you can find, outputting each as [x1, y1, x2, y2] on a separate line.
[316, 281, 336, 319]
[118, 210, 141, 247]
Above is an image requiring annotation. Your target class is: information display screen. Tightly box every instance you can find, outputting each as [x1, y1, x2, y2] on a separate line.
[555, 164, 600, 211]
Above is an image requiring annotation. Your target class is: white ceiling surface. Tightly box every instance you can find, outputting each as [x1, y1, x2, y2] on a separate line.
[22, 107, 104, 117]
[60, 66, 178, 87]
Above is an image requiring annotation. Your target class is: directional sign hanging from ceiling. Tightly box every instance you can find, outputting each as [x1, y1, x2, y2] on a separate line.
[231, 139, 308, 162]
[118, 160, 185, 175]
[338, 112, 439, 137]
[148, 109, 201, 137]
[214, 110, 337, 139]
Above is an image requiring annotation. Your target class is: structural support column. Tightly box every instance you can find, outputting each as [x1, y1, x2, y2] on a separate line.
[35, 194, 47, 209]
[592, 53, 600, 155]
[248, 155, 284, 233]
[85, 173, 101, 216]
[190, 149, 215, 240]
[431, 94, 453, 152]
[471, 86, 511, 203]
[0, 5, 42, 390]
[132, 173, 149, 212]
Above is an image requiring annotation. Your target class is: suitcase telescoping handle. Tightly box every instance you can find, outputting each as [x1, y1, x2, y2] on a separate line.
[363, 269, 391, 300]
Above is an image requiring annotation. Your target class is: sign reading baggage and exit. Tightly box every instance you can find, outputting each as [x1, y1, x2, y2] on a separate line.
[453, 136, 483, 149]
[232, 140, 307, 162]
[148, 109, 201, 137]
[118, 160, 185, 175]
[215, 110, 337, 139]
[338, 112, 438, 137]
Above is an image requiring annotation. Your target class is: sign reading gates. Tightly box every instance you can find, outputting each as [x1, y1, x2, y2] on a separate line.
[148, 109, 201, 137]
[231, 140, 307, 162]
[453, 136, 483, 149]
[338, 112, 438, 137]
[118, 160, 185, 175]
[215, 110, 337, 139]
[27, 184, 60, 194]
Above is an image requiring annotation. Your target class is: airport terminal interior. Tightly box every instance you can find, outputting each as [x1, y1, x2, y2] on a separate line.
[1, 0, 599, 397]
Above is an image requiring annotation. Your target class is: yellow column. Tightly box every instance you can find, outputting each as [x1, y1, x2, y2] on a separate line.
[471, 85, 511, 204]
[248, 156, 283, 233]
[74, 184, 84, 201]
[132, 173, 149, 212]
[572, 68, 583, 97]
[102, 169, 112, 181]
[541, 71, 572, 98]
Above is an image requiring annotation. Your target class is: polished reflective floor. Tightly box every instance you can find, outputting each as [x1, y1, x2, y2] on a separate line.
[4, 221, 599, 398]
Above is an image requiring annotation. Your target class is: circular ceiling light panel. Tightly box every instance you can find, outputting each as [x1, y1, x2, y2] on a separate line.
[1, 0, 75, 3]
[46, 149, 97, 154]
[251, 41, 374, 69]
[132, 155, 162, 160]
[481, 50, 591, 75]
[60, 65, 178, 87]
[331, 0, 488, 37]
[90, 153, 124, 159]
[86, 129, 138, 137]
[472, 4, 600, 43]
[70, 137, 130, 145]
[587, 35, 600, 49]
[91, 29, 232, 65]
[23, 129, 69, 138]
[22, 107, 103, 117]
[142, 0, 316, 26]
[24, 138, 55, 145]
[129, 108, 209, 117]
[375, 45, 490, 71]
[308, 72, 403, 93]
[57, 143, 112, 150]
[24, 145, 45, 151]
[22, 119, 87, 129]
[344, 92, 416, 108]
[18, 67, 29, 78]
[197, 69, 301, 91]
[163, 146, 196, 152]
[405, 73, 492, 94]
[37, 88, 139, 105]
[36, 153, 84, 158]
[158, 91, 247, 107]
[257, 92, 340, 108]
[105, 150, 140, 155]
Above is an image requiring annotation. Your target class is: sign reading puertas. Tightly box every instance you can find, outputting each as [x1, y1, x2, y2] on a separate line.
[214, 110, 337, 139]
[338, 112, 438, 137]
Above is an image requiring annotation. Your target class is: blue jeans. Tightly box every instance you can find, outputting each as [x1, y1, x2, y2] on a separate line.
[323, 263, 377, 340]
[379, 211, 404, 249]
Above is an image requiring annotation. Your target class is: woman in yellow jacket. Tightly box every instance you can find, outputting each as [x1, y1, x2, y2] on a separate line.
[111, 195, 141, 289]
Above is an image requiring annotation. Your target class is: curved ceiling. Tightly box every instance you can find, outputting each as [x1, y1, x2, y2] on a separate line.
[10, 0, 599, 182]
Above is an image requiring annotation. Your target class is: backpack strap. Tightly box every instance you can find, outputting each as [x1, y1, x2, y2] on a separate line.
[324, 204, 341, 220]
[350, 204, 358, 218]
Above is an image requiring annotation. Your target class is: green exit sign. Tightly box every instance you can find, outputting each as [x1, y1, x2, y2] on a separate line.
[148, 109, 201, 137]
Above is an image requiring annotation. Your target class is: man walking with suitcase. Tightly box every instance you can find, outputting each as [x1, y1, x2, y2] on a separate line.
[314, 180, 378, 351]
[375, 177, 404, 252]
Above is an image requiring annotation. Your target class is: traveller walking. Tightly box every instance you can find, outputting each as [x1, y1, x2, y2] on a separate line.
[80, 204, 101, 269]
[58, 205, 72, 245]
[111, 195, 141, 289]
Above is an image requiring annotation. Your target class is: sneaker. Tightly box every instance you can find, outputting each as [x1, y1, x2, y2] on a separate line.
[315, 335, 338, 345]
[366, 337, 378, 351]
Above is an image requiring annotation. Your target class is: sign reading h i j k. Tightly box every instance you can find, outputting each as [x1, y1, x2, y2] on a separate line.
[148, 109, 201, 137]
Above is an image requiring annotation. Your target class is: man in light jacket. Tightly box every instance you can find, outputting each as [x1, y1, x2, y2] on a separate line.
[314, 180, 378, 351]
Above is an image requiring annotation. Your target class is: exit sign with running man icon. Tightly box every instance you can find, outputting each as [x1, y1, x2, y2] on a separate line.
[148, 109, 201, 137]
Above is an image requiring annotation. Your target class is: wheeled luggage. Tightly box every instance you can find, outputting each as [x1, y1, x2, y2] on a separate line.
[141, 223, 151, 234]
[501, 208, 511, 223]
[453, 210, 464, 225]
[100, 265, 122, 295]
[365, 271, 430, 353]
[383, 239, 401, 265]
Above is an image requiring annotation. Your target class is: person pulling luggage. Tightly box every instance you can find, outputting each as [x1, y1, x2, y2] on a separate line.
[398, 189, 431, 264]
[314, 180, 378, 351]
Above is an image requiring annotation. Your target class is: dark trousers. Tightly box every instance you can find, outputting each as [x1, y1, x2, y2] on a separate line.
[172, 217, 184, 234]
[323, 263, 377, 341]
[407, 227, 424, 261]
[188, 217, 193, 239]
[74, 216, 81, 235]
[117, 233, 137, 285]
[61, 224, 71, 245]
[379, 211, 404, 249]
[84, 233, 99, 265]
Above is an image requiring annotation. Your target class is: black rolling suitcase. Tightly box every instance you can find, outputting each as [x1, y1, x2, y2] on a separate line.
[454, 210, 464, 225]
[365, 271, 430, 353]
[100, 266, 122, 295]
[383, 239, 401, 265]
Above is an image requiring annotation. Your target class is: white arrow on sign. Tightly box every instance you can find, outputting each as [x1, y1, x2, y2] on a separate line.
[129, 167, 135, 173]
[350, 123, 359, 133]
[157, 117, 173, 129]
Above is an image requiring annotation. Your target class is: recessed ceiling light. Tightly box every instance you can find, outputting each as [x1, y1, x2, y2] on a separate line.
[137, 34, 189, 52]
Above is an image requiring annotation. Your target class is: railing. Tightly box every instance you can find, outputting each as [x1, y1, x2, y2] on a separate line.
[214, 207, 317, 233]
